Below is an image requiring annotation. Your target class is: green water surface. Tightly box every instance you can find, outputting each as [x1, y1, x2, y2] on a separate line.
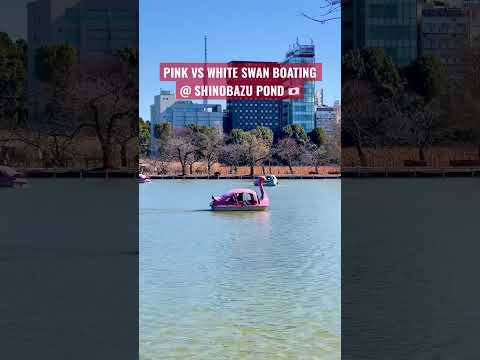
[140, 180, 341, 360]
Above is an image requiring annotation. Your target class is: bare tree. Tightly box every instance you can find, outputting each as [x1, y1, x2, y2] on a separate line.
[401, 96, 445, 162]
[112, 117, 138, 168]
[459, 44, 480, 158]
[275, 137, 305, 174]
[170, 129, 196, 176]
[151, 140, 174, 175]
[75, 70, 135, 169]
[303, 144, 328, 173]
[342, 80, 399, 166]
[243, 128, 273, 176]
[219, 143, 245, 174]
[199, 128, 223, 176]
[342, 80, 376, 166]
[72, 50, 137, 169]
[302, 0, 341, 24]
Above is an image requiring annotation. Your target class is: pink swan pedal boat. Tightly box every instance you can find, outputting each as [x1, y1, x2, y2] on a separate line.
[138, 173, 151, 183]
[0, 166, 28, 188]
[210, 177, 269, 211]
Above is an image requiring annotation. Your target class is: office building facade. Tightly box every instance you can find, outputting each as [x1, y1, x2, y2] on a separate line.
[316, 104, 340, 136]
[343, 0, 421, 66]
[27, 0, 138, 123]
[226, 100, 283, 133]
[226, 61, 284, 134]
[283, 42, 316, 132]
[27, 0, 138, 79]
[150, 90, 177, 155]
[149, 90, 223, 155]
[160, 102, 223, 130]
[150, 90, 223, 130]
[150, 90, 177, 125]
[226, 44, 317, 134]
[421, 5, 468, 72]
[464, 1, 480, 46]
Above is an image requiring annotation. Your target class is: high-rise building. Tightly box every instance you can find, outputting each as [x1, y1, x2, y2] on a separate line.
[315, 104, 338, 135]
[27, 0, 138, 123]
[226, 61, 284, 134]
[464, 1, 480, 46]
[160, 102, 223, 130]
[342, 0, 421, 66]
[150, 90, 177, 125]
[315, 89, 324, 106]
[283, 42, 316, 132]
[150, 90, 177, 155]
[149, 90, 223, 155]
[226, 100, 283, 133]
[424, 1, 480, 45]
[334, 100, 341, 124]
[421, 5, 468, 74]
[27, 0, 138, 81]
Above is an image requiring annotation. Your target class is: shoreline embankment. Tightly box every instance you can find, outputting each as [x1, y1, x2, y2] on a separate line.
[13, 166, 480, 178]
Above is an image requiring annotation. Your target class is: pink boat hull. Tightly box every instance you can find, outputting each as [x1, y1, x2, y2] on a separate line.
[138, 174, 151, 183]
[211, 204, 268, 211]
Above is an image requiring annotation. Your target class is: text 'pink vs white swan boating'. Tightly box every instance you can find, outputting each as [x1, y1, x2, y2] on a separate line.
[210, 177, 269, 211]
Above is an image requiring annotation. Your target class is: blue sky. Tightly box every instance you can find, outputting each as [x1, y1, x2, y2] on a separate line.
[0, 0, 29, 39]
[140, 0, 341, 121]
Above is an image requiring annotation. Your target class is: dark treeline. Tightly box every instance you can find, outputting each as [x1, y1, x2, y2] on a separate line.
[140, 120, 340, 176]
[0, 32, 138, 169]
[342, 46, 480, 166]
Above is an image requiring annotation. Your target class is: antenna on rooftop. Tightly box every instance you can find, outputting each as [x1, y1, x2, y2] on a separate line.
[203, 35, 208, 106]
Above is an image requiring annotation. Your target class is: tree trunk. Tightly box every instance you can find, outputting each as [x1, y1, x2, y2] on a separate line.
[356, 143, 367, 167]
[419, 147, 425, 161]
[120, 142, 127, 168]
[102, 142, 113, 169]
[189, 162, 194, 175]
[250, 164, 254, 176]
[289, 164, 294, 174]
[178, 149, 186, 176]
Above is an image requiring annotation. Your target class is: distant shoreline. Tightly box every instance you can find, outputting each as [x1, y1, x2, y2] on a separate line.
[342, 167, 480, 178]
[150, 174, 340, 180]
[13, 166, 480, 179]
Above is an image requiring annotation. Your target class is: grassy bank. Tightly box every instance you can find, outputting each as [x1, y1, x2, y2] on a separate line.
[140, 159, 340, 177]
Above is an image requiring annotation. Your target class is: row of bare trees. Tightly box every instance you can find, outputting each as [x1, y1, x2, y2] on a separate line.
[342, 47, 480, 166]
[149, 122, 340, 176]
[0, 32, 138, 169]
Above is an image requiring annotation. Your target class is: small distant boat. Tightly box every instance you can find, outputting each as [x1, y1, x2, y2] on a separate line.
[138, 173, 151, 183]
[211, 177, 269, 211]
[254, 175, 278, 187]
[0, 166, 28, 188]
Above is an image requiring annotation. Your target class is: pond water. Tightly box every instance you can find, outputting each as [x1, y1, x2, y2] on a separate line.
[342, 178, 480, 360]
[140, 180, 341, 360]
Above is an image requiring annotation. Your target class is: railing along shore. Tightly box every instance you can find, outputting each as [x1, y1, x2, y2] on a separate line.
[17, 168, 137, 178]
[342, 167, 480, 177]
